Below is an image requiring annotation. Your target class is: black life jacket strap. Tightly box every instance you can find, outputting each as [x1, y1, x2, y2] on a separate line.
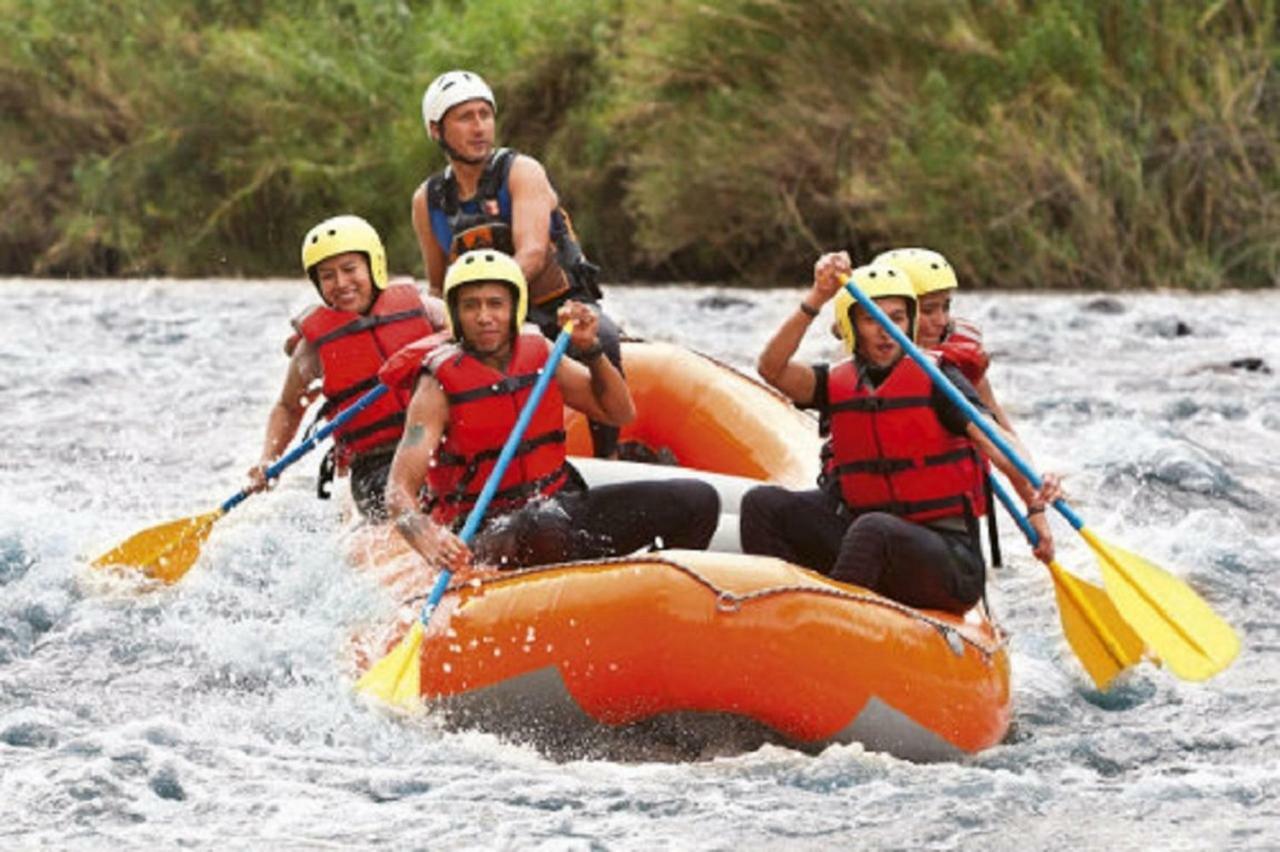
[436, 428, 566, 471]
[440, 462, 570, 509]
[428, 149, 514, 217]
[832, 446, 975, 477]
[828, 395, 933, 414]
[445, 371, 541, 406]
[478, 148, 515, 203]
[311, 308, 429, 350]
[984, 473, 1002, 569]
[335, 411, 405, 448]
[322, 375, 380, 414]
[316, 445, 336, 501]
[852, 494, 969, 517]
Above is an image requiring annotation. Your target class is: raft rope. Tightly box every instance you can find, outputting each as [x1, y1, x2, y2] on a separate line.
[405, 553, 1009, 662]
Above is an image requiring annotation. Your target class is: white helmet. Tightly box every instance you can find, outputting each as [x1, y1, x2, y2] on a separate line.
[421, 70, 495, 130]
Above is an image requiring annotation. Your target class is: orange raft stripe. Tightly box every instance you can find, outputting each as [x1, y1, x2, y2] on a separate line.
[412, 551, 1011, 754]
[564, 341, 823, 488]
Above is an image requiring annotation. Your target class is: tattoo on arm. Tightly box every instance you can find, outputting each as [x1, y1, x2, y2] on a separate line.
[402, 424, 426, 447]
[394, 509, 430, 542]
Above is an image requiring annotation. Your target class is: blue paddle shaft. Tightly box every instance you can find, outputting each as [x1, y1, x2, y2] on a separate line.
[220, 384, 391, 514]
[841, 280, 1083, 530]
[415, 326, 576, 624]
[989, 473, 1039, 546]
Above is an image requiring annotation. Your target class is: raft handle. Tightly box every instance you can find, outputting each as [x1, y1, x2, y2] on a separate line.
[715, 590, 743, 614]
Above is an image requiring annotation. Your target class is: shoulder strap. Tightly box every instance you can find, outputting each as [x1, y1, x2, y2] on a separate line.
[310, 308, 427, 350]
[477, 148, 516, 203]
[426, 165, 457, 216]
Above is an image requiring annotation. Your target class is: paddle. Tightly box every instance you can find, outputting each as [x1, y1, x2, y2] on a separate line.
[357, 323, 575, 708]
[989, 474, 1144, 689]
[92, 384, 390, 583]
[842, 276, 1239, 682]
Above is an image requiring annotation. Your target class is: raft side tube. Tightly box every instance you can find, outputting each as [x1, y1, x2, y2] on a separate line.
[415, 551, 1011, 759]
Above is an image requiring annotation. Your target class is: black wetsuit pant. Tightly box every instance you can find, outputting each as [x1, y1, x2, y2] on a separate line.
[472, 478, 720, 569]
[739, 486, 984, 614]
[529, 294, 624, 458]
[348, 450, 394, 522]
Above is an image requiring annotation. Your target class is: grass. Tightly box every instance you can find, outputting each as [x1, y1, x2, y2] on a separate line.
[2, 0, 1276, 288]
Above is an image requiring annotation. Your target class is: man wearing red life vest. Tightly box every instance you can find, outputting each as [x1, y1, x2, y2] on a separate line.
[740, 252, 1060, 614]
[246, 215, 446, 520]
[383, 250, 720, 572]
[410, 70, 625, 459]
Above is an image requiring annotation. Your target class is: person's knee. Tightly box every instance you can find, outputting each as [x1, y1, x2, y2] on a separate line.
[943, 538, 986, 610]
[475, 501, 573, 568]
[831, 512, 898, 588]
[664, 480, 720, 548]
[848, 512, 897, 542]
[739, 485, 789, 555]
[686, 480, 720, 529]
[740, 485, 784, 525]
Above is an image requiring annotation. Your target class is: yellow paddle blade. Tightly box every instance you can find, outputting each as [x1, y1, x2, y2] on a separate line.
[1046, 560, 1146, 690]
[92, 510, 224, 583]
[356, 621, 425, 710]
[1081, 528, 1240, 682]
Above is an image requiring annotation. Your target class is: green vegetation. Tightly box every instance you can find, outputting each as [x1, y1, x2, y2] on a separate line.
[2, 0, 1277, 287]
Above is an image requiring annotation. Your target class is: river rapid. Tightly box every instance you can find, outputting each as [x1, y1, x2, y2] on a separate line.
[1, 280, 1277, 850]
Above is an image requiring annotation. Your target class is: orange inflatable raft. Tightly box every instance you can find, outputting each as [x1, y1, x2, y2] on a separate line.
[348, 341, 1011, 761]
[565, 339, 822, 488]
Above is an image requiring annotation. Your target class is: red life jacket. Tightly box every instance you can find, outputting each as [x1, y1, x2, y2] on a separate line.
[377, 331, 452, 392]
[295, 284, 436, 466]
[825, 356, 987, 523]
[422, 331, 570, 526]
[934, 317, 989, 385]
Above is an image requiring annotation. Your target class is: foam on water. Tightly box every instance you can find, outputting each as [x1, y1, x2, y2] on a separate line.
[2, 280, 1278, 848]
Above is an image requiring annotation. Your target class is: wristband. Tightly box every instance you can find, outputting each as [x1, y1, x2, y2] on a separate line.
[1027, 505, 1045, 516]
[799, 301, 820, 318]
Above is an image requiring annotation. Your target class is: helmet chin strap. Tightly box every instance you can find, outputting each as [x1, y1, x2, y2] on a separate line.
[433, 123, 489, 166]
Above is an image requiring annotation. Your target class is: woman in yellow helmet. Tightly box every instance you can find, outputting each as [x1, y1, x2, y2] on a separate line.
[741, 251, 1058, 614]
[245, 215, 447, 520]
[874, 247, 1017, 435]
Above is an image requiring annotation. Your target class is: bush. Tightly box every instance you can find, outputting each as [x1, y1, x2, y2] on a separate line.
[2, 0, 1276, 288]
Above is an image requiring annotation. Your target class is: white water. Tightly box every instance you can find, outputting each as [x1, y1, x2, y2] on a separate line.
[2, 280, 1277, 849]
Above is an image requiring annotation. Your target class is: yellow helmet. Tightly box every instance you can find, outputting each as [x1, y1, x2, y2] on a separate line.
[300, 215, 389, 290]
[833, 263, 917, 354]
[873, 247, 957, 297]
[442, 249, 528, 340]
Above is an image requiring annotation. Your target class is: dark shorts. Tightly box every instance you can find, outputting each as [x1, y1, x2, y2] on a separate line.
[471, 474, 720, 569]
[349, 450, 394, 522]
[739, 485, 984, 614]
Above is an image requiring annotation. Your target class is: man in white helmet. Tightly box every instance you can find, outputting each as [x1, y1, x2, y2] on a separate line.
[410, 69, 627, 459]
[381, 250, 719, 572]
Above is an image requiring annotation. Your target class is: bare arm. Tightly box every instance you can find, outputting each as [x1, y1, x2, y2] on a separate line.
[385, 376, 471, 571]
[757, 251, 852, 404]
[976, 375, 1016, 436]
[247, 341, 321, 490]
[975, 373, 1040, 475]
[412, 185, 448, 298]
[967, 421, 1061, 563]
[507, 155, 557, 284]
[554, 301, 635, 426]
